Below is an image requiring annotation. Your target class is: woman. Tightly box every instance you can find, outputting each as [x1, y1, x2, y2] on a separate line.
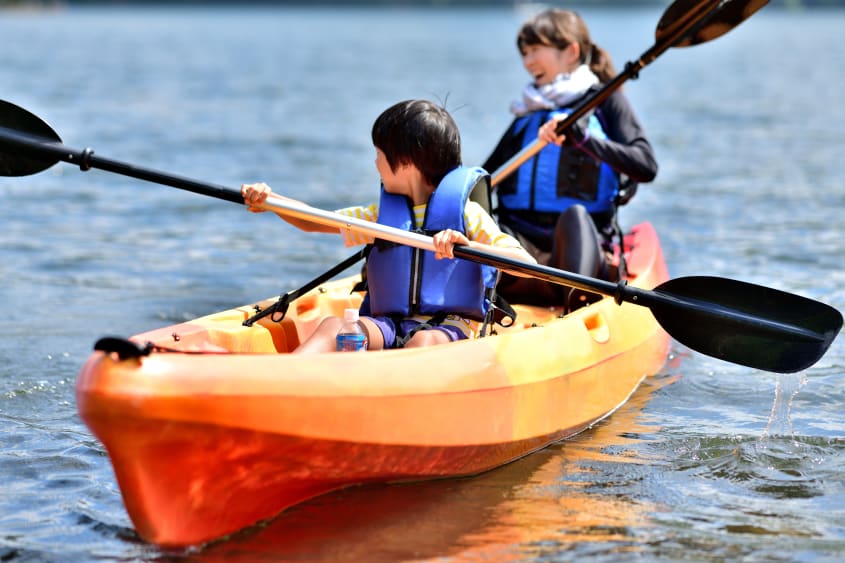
[483, 8, 657, 309]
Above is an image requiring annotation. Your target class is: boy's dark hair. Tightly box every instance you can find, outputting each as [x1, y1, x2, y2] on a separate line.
[371, 99, 462, 188]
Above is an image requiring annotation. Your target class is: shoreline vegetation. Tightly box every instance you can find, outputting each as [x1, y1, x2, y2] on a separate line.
[2, 0, 845, 8]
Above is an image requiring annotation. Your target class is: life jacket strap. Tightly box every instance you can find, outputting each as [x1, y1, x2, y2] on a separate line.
[393, 311, 450, 348]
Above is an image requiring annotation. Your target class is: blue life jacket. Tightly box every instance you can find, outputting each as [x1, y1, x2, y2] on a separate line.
[498, 108, 619, 215]
[366, 166, 499, 321]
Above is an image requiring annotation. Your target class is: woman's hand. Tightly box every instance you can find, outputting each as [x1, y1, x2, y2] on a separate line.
[432, 228, 469, 260]
[540, 114, 590, 148]
[241, 182, 273, 212]
[538, 116, 567, 146]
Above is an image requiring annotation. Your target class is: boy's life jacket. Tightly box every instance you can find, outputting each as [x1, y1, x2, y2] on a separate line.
[365, 166, 499, 321]
[498, 108, 619, 215]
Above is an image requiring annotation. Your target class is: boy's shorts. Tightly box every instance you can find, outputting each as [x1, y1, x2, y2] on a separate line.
[368, 316, 467, 349]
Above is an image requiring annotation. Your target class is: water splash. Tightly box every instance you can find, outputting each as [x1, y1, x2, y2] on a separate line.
[761, 373, 808, 440]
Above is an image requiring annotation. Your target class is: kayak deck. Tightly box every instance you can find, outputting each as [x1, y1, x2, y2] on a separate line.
[76, 222, 670, 547]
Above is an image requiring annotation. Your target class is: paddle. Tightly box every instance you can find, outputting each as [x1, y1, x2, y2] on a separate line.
[0, 100, 841, 374]
[490, 0, 769, 186]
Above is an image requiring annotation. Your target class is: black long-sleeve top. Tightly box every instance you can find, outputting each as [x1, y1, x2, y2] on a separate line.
[483, 87, 658, 193]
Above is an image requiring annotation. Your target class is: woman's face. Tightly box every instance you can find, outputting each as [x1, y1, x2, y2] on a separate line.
[520, 42, 578, 86]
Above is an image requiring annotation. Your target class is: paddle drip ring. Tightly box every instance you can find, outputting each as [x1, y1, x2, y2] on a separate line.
[78, 147, 94, 171]
[624, 61, 641, 80]
[613, 280, 628, 305]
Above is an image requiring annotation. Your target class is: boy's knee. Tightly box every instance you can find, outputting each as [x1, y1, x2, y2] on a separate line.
[318, 316, 343, 334]
[404, 329, 446, 348]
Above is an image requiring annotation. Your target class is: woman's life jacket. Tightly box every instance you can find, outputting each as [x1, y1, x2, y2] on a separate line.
[498, 108, 619, 215]
[366, 166, 499, 321]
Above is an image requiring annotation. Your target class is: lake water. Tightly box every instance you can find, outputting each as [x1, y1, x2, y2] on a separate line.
[1, 4, 844, 561]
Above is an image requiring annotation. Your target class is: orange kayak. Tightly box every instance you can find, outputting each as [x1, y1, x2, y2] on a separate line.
[76, 221, 670, 547]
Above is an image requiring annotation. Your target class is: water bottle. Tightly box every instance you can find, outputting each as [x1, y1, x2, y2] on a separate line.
[335, 308, 368, 352]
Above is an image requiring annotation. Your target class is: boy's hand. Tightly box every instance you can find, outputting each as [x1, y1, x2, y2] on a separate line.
[241, 182, 273, 212]
[433, 229, 469, 260]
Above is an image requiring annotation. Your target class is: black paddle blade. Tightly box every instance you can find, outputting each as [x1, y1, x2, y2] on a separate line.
[657, 0, 769, 47]
[0, 99, 62, 177]
[650, 276, 842, 373]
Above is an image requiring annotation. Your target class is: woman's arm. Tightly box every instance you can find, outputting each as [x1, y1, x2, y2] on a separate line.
[573, 90, 658, 182]
[540, 90, 658, 183]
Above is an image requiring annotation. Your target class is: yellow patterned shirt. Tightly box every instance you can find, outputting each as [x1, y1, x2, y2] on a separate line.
[335, 201, 521, 338]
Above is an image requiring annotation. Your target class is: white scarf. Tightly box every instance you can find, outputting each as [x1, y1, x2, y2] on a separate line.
[510, 65, 599, 116]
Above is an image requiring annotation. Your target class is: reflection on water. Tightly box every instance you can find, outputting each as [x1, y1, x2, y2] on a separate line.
[461, 376, 680, 561]
[650, 432, 845, 559]
[179, 375, 679, 562]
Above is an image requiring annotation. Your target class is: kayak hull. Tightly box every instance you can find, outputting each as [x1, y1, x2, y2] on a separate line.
[77, 222, 670, 547]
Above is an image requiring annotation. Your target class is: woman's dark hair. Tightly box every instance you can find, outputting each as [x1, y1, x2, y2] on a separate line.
[517, 9, 616, 83]
[371, 99, 462, 188]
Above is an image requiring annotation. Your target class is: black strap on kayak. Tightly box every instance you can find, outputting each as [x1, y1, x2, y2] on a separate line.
[481, 286, 516, 336]
[610, 174, 637, 280]
[93, 336, 234, 357]
[243, 245, 371, 327]
[611, 211, 628, 281]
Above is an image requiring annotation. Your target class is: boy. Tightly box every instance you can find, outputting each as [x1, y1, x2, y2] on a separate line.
[242, 99, 535, 353]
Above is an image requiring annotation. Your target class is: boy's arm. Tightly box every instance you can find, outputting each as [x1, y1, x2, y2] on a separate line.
[241, 182, 339, 234]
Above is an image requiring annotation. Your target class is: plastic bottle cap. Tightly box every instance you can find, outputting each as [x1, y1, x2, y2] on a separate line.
[344, 308, 359, 322]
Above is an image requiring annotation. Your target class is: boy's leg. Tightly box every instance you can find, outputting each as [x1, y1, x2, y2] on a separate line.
[403, 322, 467, 348]
[293, 316, 343, 354]
[292, 314, 390, 354]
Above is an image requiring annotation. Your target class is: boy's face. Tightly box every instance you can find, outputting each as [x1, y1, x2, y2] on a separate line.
[375, 148, 412, 195]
